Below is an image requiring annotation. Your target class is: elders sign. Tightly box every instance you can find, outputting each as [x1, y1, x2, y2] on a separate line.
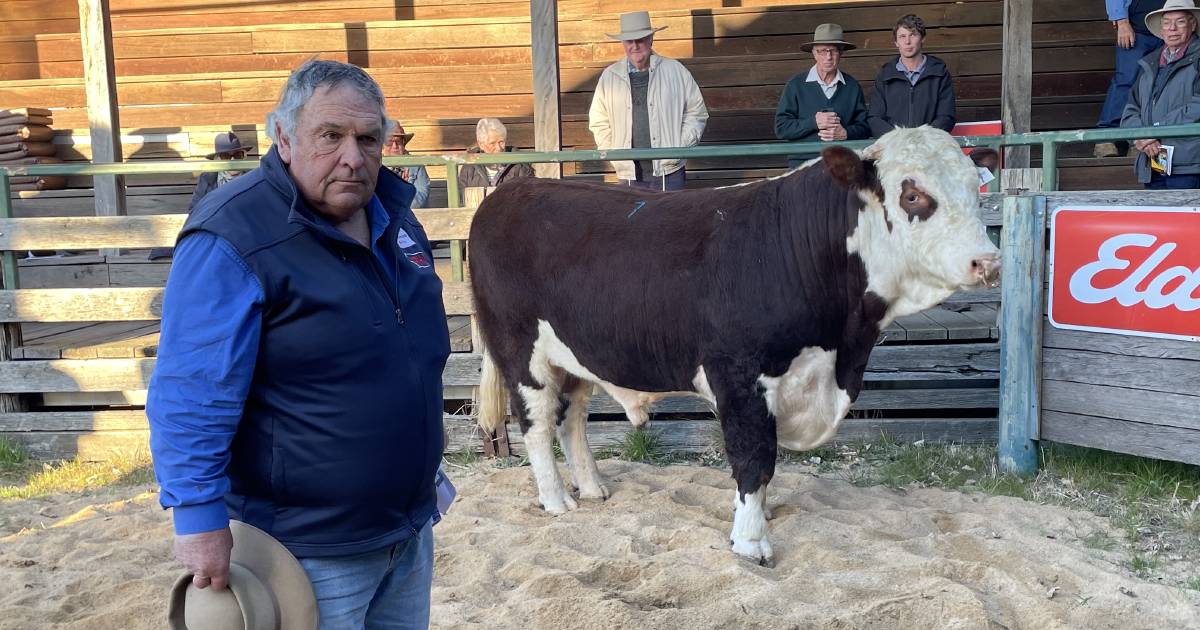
[1049, 206, 1200, 342]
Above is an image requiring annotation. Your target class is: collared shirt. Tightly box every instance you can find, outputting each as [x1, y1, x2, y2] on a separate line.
[806, 66, 845, 99]
[148, 195, 397, 535]
[896, 54, 928, 86]
[1161, 35, 1194, 66]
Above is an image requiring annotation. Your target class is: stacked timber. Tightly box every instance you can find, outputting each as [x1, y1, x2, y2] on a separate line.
[0, 107, 65, 191]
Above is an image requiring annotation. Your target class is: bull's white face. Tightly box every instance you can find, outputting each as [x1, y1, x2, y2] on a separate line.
[848, 126, 1000, 319]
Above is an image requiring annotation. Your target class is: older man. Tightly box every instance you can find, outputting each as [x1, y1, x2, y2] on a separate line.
[148, 60, 450, 628]
[775, 23, 870, 167]
[1122, 0, 1200, 189]
[868, 14, 957, 137]
[384, 124, 430, 208]
[458, 117, 534, 189]
[588, 11, 708, 191]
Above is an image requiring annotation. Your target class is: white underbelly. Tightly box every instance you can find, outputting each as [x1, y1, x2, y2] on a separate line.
[758, 347, 852, 451]
[531, 320, 714, 424]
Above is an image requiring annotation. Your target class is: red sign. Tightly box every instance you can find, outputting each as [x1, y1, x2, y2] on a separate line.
[952, 120, 1003, 192]
[1049, 206, 1200, 342]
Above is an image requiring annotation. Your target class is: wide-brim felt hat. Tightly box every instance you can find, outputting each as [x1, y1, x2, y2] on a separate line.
[1146, 0, 1200, 39]
[392, 124, 415, 143]
[167, 521, 318, 630]
[607, 11, 668, 41]
[800, 23, 857, 52]
[205, 131, 253, 159]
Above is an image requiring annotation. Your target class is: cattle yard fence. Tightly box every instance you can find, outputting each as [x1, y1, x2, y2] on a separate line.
[1, 124, 1198, 465]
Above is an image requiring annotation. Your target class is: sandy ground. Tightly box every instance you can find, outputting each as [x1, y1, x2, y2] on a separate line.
[1, 460, 1197, 629]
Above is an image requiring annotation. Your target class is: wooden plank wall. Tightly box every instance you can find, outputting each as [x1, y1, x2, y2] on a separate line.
[0, 0, 1126, 195]
[1041, 324, 1200, 466]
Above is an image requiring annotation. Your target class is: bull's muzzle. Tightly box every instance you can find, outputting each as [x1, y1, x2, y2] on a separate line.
[971, 254, 1002, 288]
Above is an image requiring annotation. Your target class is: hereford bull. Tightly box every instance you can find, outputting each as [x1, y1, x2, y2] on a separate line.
[469, 126, 1000, 566]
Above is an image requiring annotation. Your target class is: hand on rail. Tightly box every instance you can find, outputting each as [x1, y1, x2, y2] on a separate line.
[1133, 138, 1162, 158]
[818, 125, 848, 142]
[1115, 19, 1135, 49]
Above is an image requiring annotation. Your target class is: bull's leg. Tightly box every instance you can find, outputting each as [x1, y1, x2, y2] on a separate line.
[514, 374, 578, 515]
[707, 359, 777, 567]
[556, 377, 609, 501]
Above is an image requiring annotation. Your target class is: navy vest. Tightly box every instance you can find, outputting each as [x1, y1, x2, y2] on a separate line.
[179, 147, 451, 557]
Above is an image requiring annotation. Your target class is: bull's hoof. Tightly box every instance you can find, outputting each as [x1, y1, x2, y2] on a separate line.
[730, 537, 775, 568]
[578, 484, 611, 502]
[541, 493, 579, 515]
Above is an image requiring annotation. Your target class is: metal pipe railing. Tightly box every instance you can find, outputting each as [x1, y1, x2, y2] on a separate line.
[4, 123, 1200, 281]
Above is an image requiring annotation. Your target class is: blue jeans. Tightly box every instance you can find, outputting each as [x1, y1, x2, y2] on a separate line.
[1097, 32, 1162, 128]
[298, 518, 434, 630]
[1146, 173, 1200, 189]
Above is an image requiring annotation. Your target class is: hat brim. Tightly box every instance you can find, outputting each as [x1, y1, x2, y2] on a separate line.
[800, 40, 856, 52]
[396, 133, 415, 143]
[205, 143, 252, 160]
[1145, 7, 1200, 39]
[606, 25, 668, 41]
[165, 521, 318, 630]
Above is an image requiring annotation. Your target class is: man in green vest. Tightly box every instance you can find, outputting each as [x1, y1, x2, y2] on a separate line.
[774, 23, 871, 167]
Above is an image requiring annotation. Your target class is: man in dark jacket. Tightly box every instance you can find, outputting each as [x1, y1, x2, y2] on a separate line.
[775, 23, 870, 167]
[1122, 0, 1200, 188]
[458, 117, 534, 189]
[868, 14, 957, 138]
[148, 60, 450, 627]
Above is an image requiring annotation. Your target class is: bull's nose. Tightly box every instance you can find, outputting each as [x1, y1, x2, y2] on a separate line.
[971, 255, 1002, 287]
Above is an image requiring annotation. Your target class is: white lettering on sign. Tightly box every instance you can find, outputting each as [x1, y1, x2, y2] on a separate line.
[1068, 233, 1200, 312]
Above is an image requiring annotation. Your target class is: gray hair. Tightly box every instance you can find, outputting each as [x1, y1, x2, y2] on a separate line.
[476, 117, 508, 144]
[266, 59, 394, 143]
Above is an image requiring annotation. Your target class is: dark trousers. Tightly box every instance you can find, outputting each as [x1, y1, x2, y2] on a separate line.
[1146, 172, 1200, 189]
[620, 167, 686, 191]
[1097, 33, 1162, 128]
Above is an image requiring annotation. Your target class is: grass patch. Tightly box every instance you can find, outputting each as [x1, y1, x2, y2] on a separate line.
[0, 437, 29, 471]
[618, 428, 666, 464]
[0, 450, 155, 501]
[1185, 576, 1200, 591]
[444, 449, 481, 467]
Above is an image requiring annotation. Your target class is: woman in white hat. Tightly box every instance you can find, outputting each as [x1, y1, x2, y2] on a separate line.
[1121, 0, 1200, 188]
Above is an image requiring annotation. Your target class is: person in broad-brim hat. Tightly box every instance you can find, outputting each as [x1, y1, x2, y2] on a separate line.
[1121, 0, 1200, 189]
[148, 131, 255, 260]
[168, 520, 318, 630]
[588, 11, 709, 191]
[774, 23, 871, 168]
[383, 123, 431, 208]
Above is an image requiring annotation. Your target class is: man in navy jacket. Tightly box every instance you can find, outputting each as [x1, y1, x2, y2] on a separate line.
[868, 14, 957, 138]
[148, 60, 450, 628]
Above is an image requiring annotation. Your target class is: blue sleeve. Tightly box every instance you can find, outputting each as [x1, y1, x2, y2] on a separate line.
[147, 231, 264, 535]
[411, 166, 431, 209]
[1106, 0, 1130, 21]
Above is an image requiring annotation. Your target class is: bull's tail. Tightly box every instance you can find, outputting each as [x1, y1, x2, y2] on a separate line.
[476, 348, 509, 434]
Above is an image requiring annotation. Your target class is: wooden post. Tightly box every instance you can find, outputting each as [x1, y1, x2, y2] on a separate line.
[1001, 0, 1032, 168]
[997, 194, 1045, 475]
[530, 0, 563, 179]
[78, 0, 127, 237]
[0, 172, 25, 414]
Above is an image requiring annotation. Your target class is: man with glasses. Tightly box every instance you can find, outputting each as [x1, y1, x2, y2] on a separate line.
[149, 131, 253, 260]
[1121, 0, 1200, 189]
[384, 124, 430, 209]
[775, 23, 870, 168]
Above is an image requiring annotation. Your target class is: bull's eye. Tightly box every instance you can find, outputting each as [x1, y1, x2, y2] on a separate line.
[906, 193, 920, 204]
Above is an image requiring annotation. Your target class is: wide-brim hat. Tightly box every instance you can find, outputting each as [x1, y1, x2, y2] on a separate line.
[205, 131, 252, 160]
[167, 521, 318, 630]
[800, 23, 857, 52]
[1146, 0, 1200, 39]
[607, 11, 668, 41]
[391, 124, 415, 143]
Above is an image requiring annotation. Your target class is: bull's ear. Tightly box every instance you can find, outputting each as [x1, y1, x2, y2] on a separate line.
[968, 147, 999, 171]
[822, 145, 866, 189]
[860, 142, 883, 162]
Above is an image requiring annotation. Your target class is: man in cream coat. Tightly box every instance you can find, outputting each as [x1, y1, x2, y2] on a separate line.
[589, 11, 709, 191]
